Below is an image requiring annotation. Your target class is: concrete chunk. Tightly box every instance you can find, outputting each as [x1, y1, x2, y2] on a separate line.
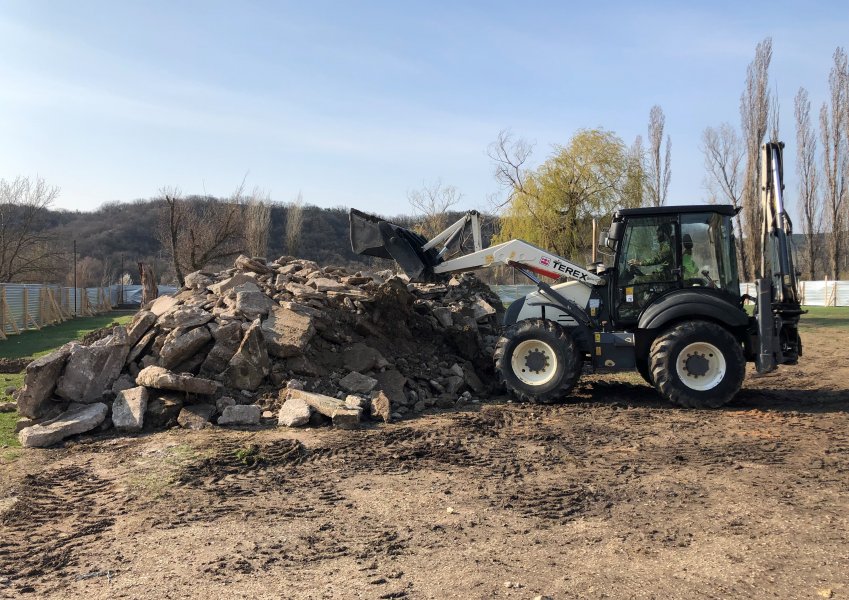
[112, 386, 148, 432]
[286, 389, 362, 429]
[217, 404, 261, 426]
[136, 366, 219, 395]
[56, 328, 129, 403]
[261, 306, 316, 358]
[277, 396, 312, 427]
[18, 403, 108, 448]
[16, 341, 78, 419]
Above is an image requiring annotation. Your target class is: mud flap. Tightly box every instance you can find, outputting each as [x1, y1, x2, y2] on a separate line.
[349, 209, 441, 281]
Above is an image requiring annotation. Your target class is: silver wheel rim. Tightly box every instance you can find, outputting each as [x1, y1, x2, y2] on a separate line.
[512, 339, 558, 386]
[676, 341, 726, 391]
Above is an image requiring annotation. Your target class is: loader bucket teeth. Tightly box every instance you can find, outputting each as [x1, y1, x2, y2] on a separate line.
[349, 208, 440, 281]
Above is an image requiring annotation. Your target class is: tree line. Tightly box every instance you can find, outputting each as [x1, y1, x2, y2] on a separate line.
[1, 38, 847, 286]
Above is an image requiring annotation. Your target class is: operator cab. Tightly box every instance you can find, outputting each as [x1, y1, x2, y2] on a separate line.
[606, 205, 740, 325]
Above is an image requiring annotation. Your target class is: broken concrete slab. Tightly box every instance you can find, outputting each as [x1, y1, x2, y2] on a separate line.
[200, 321, 242, 376]
[112, 386, 148, 432]
[209, 272, 257, 296]
[217, 404, 261, 426]
[277, 396, 312, 427]
[339, 372, 377, 394]
[149, 295, 180, 316]
[177, 404, 216, 429]
[157, 306, 214, 330]
[374, 369, 407, 407]
[56, 328, 129, 403]
[286, 389, 362, 429]
[342, 343, 387, 373]
[127, 311, 157, 347]
[18, 403, 108, 448]
[222, 320, 269, 391]
[158, 325, 212, 370]
[135, 366, 219, 396]
[261, 305, 316, 358]
[235, 254, 272, 275]
[144, 392, 184, 429]
[16, 341, 78, 419]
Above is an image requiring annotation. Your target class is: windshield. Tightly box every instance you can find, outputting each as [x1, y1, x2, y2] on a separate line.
[680, 213, 739, 297]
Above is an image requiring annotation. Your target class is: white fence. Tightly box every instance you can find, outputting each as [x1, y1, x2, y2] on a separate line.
[740, 280, 849, 307]
[0, 283, 178, 339]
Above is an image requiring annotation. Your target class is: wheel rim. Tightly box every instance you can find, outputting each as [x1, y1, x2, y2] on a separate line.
[512, 339, 558, 386]
[675, 341, 726, 391]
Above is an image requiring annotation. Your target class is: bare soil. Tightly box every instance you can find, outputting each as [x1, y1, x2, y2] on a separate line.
[1, 325, 847, 600]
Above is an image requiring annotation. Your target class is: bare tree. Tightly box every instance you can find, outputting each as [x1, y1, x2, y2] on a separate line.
[701, 123, 748, 279]
[488, 129, 535, 210]
[623, 135, 646, 208]
[820, 47, 848, 280]
[739, 37, 773, 280]
[407, 180, 462, 238]
[795, 87, 821, 279]
[157, 187, 246, 286]
[0, 176, 63, 282]
[646, 105, 671, 207]
[244, 187, 271, 258]
[284, 192, 305, 257]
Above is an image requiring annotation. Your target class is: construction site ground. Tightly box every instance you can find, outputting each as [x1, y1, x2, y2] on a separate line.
[1, 313, 848, 599]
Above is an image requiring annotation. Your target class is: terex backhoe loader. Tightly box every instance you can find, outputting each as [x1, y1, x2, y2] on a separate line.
[349, 142, 803, 408]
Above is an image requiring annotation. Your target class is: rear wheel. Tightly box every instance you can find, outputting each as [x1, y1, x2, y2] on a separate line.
[649, 320, 745, 408]
[494, 319, 581, 403]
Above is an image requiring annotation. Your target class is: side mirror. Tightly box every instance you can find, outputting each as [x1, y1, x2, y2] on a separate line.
[608, 220, 625, 242]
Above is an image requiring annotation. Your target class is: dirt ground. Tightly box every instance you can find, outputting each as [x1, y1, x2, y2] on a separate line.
[1, 324, 847, 600]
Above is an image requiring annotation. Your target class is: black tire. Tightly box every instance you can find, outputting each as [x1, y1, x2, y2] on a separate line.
[649, 320, 745, 408]
[494, 318, 582, 403]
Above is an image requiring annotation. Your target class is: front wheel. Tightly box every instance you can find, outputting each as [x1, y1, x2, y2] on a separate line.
[649, 321, 745, 408]
[494, 319, 581, 403]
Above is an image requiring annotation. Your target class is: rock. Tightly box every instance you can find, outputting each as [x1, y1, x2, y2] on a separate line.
[177, 404, 216, 429]
[462, 363, 486, 394]
[235, 254, 272, 275]
[136, 366, 219, 396]
[18, 403, 108, 448]
[158, 325, 212, 370]
[216, 396, 237, 414]
[261, 306, 315, 358]
[126, 310, 157, 347]
[375, 370, 407, 406]
[232, 283, 274, 319]
[3, 386, 16, 396]
[112, 387, 148, 432]
[286, 388, 362, 429]
[277, 397, 312, 427]
[370, 390, 391, 423]
[432, 306, 453, 327]
[200, 322, 242, 375]
[144, 392, 184, 429]
[184, 271, 214, 290]
[209, 272, 257, 296]
[111, 374, 136, 394]
[0, 402, 17, 413]
[222, 320, 269, 391]
[339, 371, 377, 394]
[56, 328, 129, 403]
[149, 295, 180, 316]
[157, 307, 214, 329]
[16, 341, 77, 418]
[283, 355, 322, 377]
[342, 343, 386, 373]
[344, 395, 369, 412]
[127, 327, 158, 364]
[445, 375, 465, 395]
[472, 296, 497, 321]
[217, 404, 261, 426]
[310, 277, 345, 292]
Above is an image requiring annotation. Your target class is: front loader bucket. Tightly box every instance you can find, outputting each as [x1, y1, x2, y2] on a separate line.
[349, 208, 440, 281]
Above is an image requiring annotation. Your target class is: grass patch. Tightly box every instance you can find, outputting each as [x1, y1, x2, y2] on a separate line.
[0, 310, 136, 361]
[798, 306, 849, 330]
[0, 411, 20, 448]
[0, 373, 24, 403]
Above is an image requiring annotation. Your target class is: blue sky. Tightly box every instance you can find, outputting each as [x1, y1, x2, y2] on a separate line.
[0, 1, 847, 217]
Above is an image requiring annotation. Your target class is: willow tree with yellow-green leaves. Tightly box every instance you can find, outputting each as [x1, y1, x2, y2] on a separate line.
[491, 128, 644, 265]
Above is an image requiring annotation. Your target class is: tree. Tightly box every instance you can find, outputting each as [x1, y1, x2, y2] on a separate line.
[701, 123, 748, 279]
[494, 128, 630, 261]
[156, 188, 246, 286]
[646, 105, 671, 207]
[407, 180, 462, 238]
[244, 187, 271, 258]
[0, 176, 63, 282]
[284, 192, 305, 256]
[739, 37, 773, 279]
[820, 47, 848, 280]
[623, 136, 646, 208]
[794, 87, 821, 279]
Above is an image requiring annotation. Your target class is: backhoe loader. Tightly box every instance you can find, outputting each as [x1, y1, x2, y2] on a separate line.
[349, 142, 803, 407]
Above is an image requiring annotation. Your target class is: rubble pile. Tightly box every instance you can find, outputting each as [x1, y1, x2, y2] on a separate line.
[14, 255, 504, 447]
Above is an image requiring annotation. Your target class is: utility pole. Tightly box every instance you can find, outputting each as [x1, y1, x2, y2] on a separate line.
[120, 252, 124, 307]
[73, 239, 77, 316]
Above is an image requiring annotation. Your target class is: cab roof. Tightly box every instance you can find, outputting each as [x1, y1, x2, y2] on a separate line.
[616, 204, 738, 218]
